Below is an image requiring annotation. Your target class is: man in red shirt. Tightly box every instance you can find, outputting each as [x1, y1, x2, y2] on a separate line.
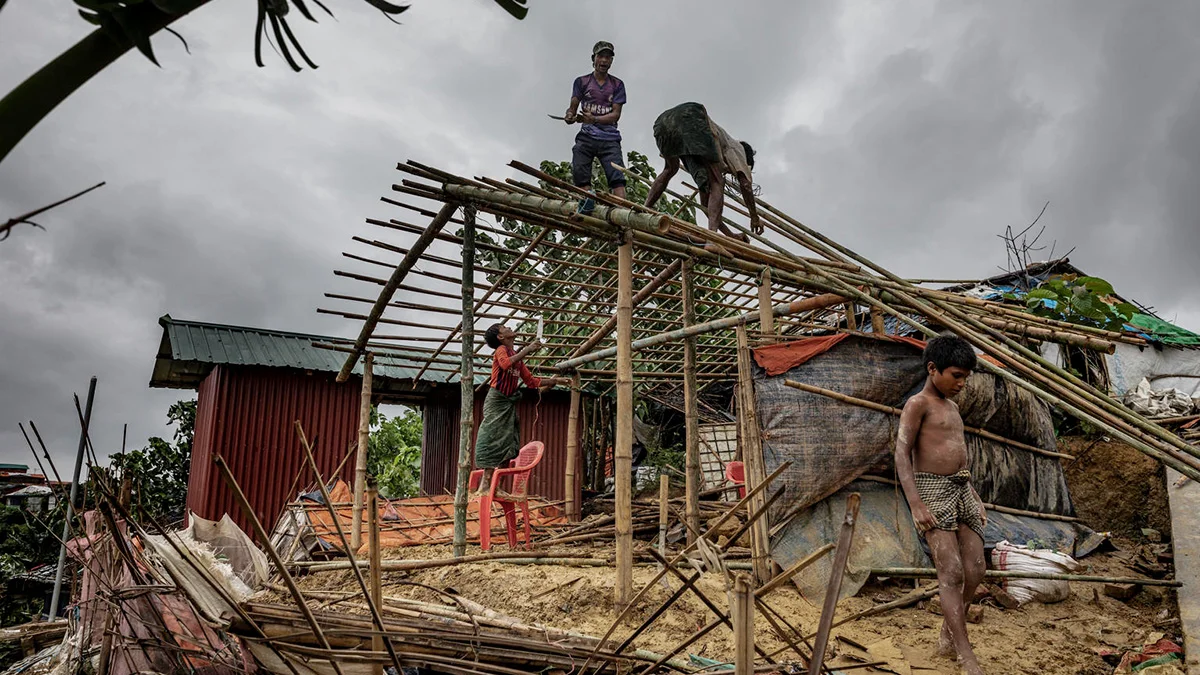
[473, 323, 568, 495]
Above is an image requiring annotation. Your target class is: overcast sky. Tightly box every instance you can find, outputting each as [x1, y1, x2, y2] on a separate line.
[2, 0, 1198, 472]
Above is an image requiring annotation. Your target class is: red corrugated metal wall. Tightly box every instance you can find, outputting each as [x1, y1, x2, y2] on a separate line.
[420, 386, 582, 503]
[188, 365, 360, 533]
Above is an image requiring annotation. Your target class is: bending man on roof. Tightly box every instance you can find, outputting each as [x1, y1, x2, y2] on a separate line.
[563, 40, 628, 203]
[473, 323, 569, 496]
[644, 102, 761, 240]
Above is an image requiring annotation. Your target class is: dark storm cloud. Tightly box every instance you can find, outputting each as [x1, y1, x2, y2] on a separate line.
[1, 0, 1198, 473]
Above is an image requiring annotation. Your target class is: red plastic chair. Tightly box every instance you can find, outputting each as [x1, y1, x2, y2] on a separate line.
[469, 441, 545, 551]
[725, 460, 746, 499]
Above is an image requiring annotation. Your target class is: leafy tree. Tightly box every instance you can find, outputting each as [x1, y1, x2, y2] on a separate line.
[0, 0, 529, 165]
[366, 406, 421, 499]
[1019, 274, 1137, 332]
[112, 399, 196, 525]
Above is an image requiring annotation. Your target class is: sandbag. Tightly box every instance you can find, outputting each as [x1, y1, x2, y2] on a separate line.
[990, 539, 1082, 605]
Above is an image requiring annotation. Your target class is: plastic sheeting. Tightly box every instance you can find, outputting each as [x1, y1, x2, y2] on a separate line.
[771, 480, 1105, 601]
[755, 336, 1075, 517]
[1108, 342, 1200, 398]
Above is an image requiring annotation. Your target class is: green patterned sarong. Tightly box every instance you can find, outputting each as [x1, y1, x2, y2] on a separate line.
[474, 388, 522, 469]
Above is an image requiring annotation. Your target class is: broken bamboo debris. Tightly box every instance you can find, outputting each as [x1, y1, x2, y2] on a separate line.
[366, 480, 383, 675]
[214, 454, 348, 675]
[294, 421, 406, 675]
[809, 493, 861, 675]
[782, 380, 1075, 461]
[580, 462, 792, 674]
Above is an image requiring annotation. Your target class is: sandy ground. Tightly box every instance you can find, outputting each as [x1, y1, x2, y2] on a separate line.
[278, 536, 1179, 675]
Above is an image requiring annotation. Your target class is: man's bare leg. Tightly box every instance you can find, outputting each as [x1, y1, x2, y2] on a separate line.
[926, 529, 984, 675]
[612, 184, 627, 200]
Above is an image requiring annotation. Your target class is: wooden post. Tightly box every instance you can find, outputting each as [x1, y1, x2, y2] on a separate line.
[736, 325, 773, 586]
[733, 573, 754, 675]
[809, 493, 861, 674]
[367, 479, 383, 675]
[351, 352, 374, 551]
[757, 267, 775, 342]
[615, 236, 634, 607]
[658, 473, 670, 556]
[565, 373, 582, 521]
[844, 303, 858, 330]
[452, 206, 476, 557]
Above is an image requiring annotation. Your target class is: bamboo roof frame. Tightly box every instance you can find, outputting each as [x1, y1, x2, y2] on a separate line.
[321, 157, 1200, 485]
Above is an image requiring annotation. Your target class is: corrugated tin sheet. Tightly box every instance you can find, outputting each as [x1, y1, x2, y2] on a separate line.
[419, 385, 584, 503]
[151, 315, 489, 393]
[187, 365, 360, 533]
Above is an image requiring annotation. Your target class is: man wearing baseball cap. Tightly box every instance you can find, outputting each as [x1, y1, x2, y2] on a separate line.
[563, 41, 628, 202]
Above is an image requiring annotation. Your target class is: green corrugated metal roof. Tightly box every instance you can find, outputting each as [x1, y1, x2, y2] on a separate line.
[150, 315, 488, 394]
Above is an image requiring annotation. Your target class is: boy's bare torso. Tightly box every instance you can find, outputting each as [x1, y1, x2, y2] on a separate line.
[909, 392, 969, 475]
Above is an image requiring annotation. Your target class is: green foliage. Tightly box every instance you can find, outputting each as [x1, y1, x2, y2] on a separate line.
[0, 504, 64, 630]
[70, 0, 526, 72]
[112, 399, 195, 525]
[1012, 274, 1137, 332]
[367, 407, 422, 499]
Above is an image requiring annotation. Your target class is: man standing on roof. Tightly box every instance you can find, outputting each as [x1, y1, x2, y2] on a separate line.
[563, 41, 628, 203]
[644, 102, 761, 241]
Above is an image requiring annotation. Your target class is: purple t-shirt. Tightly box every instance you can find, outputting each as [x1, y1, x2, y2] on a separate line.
[572, 73, 626, 142]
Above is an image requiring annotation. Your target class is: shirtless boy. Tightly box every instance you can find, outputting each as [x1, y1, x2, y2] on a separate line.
[895, 333, 987, 675]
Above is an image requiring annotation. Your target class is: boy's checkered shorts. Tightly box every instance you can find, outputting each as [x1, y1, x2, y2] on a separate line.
[913, 469, 985, 538]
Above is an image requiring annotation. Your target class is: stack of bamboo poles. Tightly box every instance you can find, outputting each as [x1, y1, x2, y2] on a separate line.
[239, 594, 691, 675]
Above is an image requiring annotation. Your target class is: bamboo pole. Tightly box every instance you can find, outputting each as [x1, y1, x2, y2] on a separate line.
[758, 268, 775, 343]
[658, 473, 669, 558]
[337, 201, 457, 382]
[733, 574, 754, 675]
[683, 260, 701, 544]
[874, 568, 1181, 587]
[566, 373, 582, 522]
[293, 423, 406, 674]
[809, 493, 861, 675]
[870, 304, 885, 335]
[453, 207, 477, 557]
[351, 352, 374, 551]
[570, 259, 684, 358]
[367, 480, 383, 675]
[213, 455, 347, 675]
[554, 292, 848, 371]
[756, 542, 836, 598]
[615, 237, 634, 608]
[736, 325, 773, 585]
[782, 380, 1076, 461]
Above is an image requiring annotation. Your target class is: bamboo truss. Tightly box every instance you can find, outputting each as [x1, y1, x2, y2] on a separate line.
[322, 156, 1200, 593]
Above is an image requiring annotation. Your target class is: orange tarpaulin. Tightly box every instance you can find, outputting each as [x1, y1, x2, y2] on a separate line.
[302, 480, 567, 554]
[752, 334, 1000, 376]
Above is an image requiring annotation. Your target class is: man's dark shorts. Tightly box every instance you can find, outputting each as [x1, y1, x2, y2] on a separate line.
[572, 131, 626, 189]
